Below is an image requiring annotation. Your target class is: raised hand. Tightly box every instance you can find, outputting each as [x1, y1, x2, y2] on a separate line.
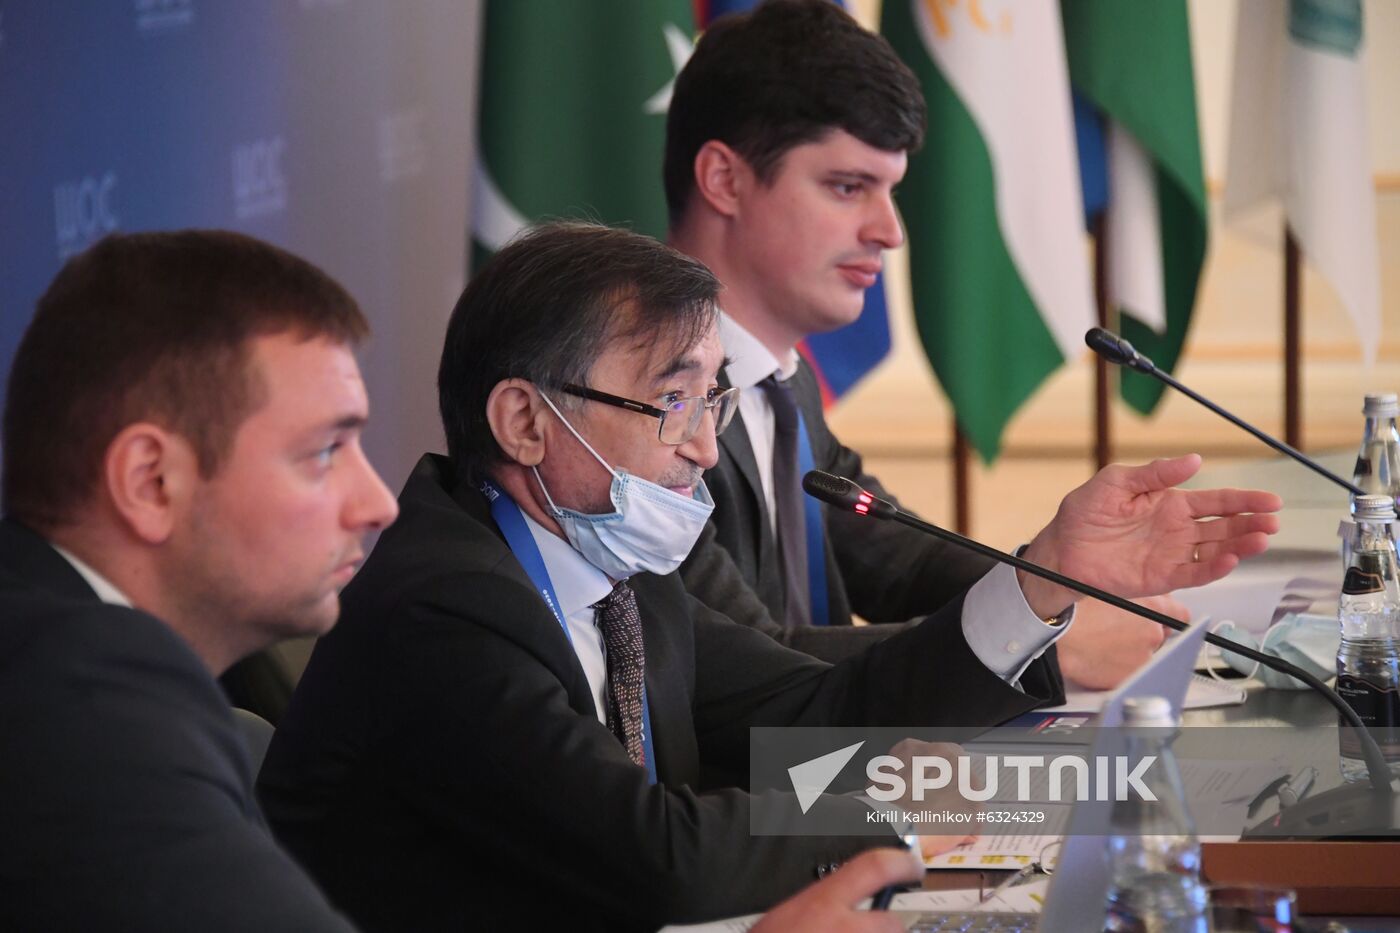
[1018, 454, 1281, 620]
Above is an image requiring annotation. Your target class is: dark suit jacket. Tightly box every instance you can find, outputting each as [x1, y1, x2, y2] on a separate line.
[0, 519, 353, 932]
[258, 454, 1061, 933]
[680, 359, 1003, 662]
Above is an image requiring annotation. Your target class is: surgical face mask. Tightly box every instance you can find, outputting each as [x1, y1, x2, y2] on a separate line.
[531, 392, 714, 579]
[1210, 614, 1339, 690]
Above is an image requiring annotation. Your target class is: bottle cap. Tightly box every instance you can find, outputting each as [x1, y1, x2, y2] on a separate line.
[1353, 494, 1397, 522]
[1363, 393, 1399, 418]
[1122, 695, 1176, 727]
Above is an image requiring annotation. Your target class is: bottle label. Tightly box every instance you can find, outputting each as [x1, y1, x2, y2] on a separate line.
[1337, 675, 1400, 759]
[1342, 566, 1385, 595]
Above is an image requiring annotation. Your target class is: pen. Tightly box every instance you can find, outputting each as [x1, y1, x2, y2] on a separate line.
[1245, 775, 1289, 818]
[871, 832, 918, 911]
[1277, 767, 1316, 808]
[980, 860, 1037, 905]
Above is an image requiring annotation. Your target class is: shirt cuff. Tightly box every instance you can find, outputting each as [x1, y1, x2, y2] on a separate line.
[961, 559, 1074, 686]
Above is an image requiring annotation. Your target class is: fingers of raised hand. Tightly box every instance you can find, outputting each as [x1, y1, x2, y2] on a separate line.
[1168, 549, 1244, 591]
[1111, 454, 1203, 495]
[1192, 513, 1280, 543]
[1184, 487, 1284, 519]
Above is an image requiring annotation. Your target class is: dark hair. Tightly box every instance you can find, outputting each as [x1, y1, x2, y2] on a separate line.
[2, 229, 368, 529]
[439, 221, 719, 480]
[664, 0, 926, 224]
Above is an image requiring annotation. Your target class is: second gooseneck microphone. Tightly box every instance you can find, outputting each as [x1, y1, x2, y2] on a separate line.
[1084, 327, 1363, 497]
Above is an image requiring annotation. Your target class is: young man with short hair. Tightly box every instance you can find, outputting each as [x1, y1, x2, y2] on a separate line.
[668, 0, 1182, 685]
[0, 228, 932, 933]
[0, 230, 399, 930]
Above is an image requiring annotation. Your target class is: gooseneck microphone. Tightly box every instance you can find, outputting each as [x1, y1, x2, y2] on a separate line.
[1084, 327, 1364, 497]
[802, 469, 1398, 819]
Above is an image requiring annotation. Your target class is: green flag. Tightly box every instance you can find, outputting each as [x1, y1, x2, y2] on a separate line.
[882, 0, 1094, 463]
[1062, 0, 1208, 414]
[472, 2, 694, 262]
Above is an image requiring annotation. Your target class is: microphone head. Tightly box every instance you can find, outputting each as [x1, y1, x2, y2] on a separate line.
[802, 471, 894, 518]
[1085, 327, 1142, 368]
[802, 470, 859, 504]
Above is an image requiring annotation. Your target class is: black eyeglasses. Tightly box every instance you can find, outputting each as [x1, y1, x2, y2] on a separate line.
[559, 383, 740, 445]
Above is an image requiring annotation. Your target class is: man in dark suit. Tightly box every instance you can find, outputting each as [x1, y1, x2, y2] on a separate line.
[0, 230, 399, 930]
[667, 0, 1190, 683]
[0, 229, 943, 933]
[259, 221, 1280, 932]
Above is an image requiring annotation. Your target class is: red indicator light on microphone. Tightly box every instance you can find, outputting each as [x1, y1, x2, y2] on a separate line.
[855, 502, 869, 515]
[858, 492, 872, 504]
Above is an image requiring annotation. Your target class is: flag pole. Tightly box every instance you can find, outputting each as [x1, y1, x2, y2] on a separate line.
[1091, 213, 1112, 470]
[1284, 225, 1303, 448]
[953, 423, 971, 535]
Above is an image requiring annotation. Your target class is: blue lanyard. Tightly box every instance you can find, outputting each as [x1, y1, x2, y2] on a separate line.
[794, 410, 830, 626]
[480, 481, 658, 784]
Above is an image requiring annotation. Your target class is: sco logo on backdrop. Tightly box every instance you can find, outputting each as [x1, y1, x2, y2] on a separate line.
[54, 173, 119, 259]
[135, 0, 194, 35]
[232, 137, 287, 220]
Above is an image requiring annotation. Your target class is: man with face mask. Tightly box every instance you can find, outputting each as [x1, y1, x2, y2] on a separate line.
[0, 228, 930, 933]
[259, 222, 1283, 933]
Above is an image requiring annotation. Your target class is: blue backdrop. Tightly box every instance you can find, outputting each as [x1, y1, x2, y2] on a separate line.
[0, 0, 477, 495]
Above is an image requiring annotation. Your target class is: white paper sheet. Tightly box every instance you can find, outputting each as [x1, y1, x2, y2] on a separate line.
[1174, 551, 1337, 635]
[1041, 674, 1246, 714]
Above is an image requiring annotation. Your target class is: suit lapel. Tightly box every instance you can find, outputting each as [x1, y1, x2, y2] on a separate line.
[441, 467, 599, 717]
[717, 366, 773, 537]
[632, 577, 697, 784]
[718, 408, 768, 515]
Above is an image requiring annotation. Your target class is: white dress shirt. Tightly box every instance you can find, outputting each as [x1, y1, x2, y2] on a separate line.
[520, 511, 616, 725]
[51, 543, 133, 608]
[716, 311, 1071, 684]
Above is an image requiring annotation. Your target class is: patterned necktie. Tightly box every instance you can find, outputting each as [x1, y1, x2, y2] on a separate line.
[759, 374, 813, 627]
[593, 581, 647, 768]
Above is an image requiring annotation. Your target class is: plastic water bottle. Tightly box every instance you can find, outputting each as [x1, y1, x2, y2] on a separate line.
[1104, 696, 1207, 933]
[1337, 494, 1400, 784]
[1350, 394, 1400, 512]
[1343, 394, 1400, 569]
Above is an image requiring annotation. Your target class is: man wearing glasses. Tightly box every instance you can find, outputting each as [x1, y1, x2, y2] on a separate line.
[258, 221, 1280, 933]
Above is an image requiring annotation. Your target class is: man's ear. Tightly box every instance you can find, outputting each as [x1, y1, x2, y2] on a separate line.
[102, 423, 199, 545]
[692, 140, 751, 219]
[486, 379, 549, 467]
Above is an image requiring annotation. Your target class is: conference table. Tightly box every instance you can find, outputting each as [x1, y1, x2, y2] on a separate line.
[918, 684, 1397, 915]
[1192, 687, 1399, 918]
[925, 452, 1400, 918]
